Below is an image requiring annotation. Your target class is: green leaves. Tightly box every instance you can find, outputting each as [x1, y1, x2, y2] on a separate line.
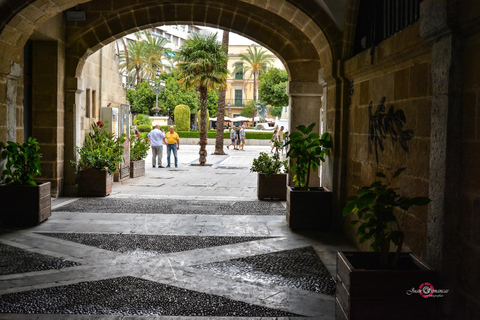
[0, 137, 42, 186]
[250, 152, 287, 178]
[343, 168, 431, 268]
[285, 124, 332, 191]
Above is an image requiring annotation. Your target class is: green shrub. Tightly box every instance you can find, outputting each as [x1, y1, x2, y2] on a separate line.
[160, 125, 175, 132]
[174, 105, 190, 131]
[134, 114, 152, 126]
[0, 137, 42, 186]
[130, 129, 150, 161]
[197, 109, 210, 129]
[136, 124, 152, 132]
[245, 132, 274, 139]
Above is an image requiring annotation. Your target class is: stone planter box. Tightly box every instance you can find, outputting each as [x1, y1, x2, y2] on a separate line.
[78, 170, 112, 197]
[257, 173, 287, 200]
[0, 181, 51, 226]
[286, 186, 332, 231]
[336, 251, 437, 320]
[130, 160, 145, 178]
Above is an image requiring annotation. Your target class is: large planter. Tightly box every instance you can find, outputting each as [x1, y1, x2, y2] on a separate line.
[336, 251, 437, 320]
[286, 186, 332, 231]
[257, 173, 287, 200]
[130, 160, 145, 178]
[78, 170, 112, 197]
[0, 181, 51, 226]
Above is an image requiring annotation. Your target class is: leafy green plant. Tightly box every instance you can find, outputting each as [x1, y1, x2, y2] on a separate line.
[134, 113, 152, 126]
[0, 137, 42, 186]
[136, 124, 152, 132]
[250, 152, 288, 178]
[71, 120, 126, 175]
[285, 123, 332, 190]
[130, 129, 150, 161]
[174, 105, 191, 131]
[343, 168, 431, 269]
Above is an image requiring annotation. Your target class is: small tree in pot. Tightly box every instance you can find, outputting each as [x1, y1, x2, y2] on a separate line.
[250, 152, 288, 200]
[336, 168, 436, 319]
[0, 137, 51, 225]
[129, 130, 150, 178]
[283, 123, 332, 231]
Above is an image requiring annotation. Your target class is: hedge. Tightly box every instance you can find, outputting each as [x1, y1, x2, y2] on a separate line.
[174, 105, 190, 131]
[136, 124, 152, 132]
[175, 130, 273, 139]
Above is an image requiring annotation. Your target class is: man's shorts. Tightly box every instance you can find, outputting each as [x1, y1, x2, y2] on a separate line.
[231, 138, 236, 143]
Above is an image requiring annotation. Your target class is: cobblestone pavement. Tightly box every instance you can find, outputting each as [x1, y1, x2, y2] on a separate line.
[0, 145, 355, 319]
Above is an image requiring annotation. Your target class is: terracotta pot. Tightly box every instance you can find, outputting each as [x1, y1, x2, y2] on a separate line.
[0, 181, 51, 226]
[257, 173, 287, 200]
[286, 186, 332, 231]
[78, 170, 112, 197]
[336, 251, 438, 320]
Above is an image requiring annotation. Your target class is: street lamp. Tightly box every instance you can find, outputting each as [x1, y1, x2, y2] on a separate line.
[149, 78, 166, 113]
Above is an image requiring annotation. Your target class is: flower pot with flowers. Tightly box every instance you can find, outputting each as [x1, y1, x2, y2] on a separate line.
[152, 106, 161, 116]
[0, 137, 51, 225]
[130, 129, 150, 178]
[336, 168, 436, 320]
[284, 123, 332, 231]
[71, 120, 126, 197]
[250, 152, 288, 200]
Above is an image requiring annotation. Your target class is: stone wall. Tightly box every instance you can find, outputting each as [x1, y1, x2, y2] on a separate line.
[343, 23, 433, 258]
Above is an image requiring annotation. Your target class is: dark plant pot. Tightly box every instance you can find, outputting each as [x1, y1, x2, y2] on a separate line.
[336, 251, 438, 320]
[130, 160, 145, 178]
[78, 170, 112, 197]
[0, 181, 51, 226]
[257, 173, 287, 200]
[286, 186, 332, 231]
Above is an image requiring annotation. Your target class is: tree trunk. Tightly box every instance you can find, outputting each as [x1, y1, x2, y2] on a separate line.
[253, 71, 257, 102]
[214, 31, 229, 155]
[199, 86, 208, 165]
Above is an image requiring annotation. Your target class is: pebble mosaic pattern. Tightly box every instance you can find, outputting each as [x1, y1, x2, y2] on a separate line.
[53, 198, 285, 215]
[38, 233, 275, 254]
[0, 243, 80, 276]
[0, 276, 299, 317]
[193, 246, 336, 295]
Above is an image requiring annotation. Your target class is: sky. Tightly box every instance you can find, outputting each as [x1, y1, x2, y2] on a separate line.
[199, 26, 259, 46]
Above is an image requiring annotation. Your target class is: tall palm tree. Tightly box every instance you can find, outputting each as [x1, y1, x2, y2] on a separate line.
[177, 32, 229, 165]
[119, 31, 169, 85]
[214, 30, 230, 155]
[234, 46, 275, 102]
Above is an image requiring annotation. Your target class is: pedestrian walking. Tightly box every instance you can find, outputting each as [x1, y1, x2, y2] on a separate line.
[270, 128, 278, 153]
[284, 131, 290, 154]
[236, 126, 241, 150]
[147, 125, 165, 168]
[163, 126, 180, 168]
[227, 125, 236, 149]
[277, 126, 284, 153]
[240, 125, 246, 150]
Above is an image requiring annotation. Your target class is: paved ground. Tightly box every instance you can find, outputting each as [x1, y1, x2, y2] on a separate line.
[0, 145, 355, 319]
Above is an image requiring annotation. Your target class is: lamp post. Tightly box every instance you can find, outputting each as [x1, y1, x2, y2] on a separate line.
[150, 78, 166, 114]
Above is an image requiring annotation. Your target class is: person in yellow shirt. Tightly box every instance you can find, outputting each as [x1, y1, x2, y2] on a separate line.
[163, 126, 180, 168]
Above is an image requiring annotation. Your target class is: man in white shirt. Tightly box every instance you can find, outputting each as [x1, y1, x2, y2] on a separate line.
[147, 125, 166, 168]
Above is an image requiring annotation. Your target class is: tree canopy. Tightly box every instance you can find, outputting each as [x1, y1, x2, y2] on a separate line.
[258, 67, 289, 108]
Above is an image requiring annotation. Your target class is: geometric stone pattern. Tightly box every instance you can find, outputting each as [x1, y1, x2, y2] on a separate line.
[38, 233, 276, 254]
[53, 198, 286, 215]
[193, 246, 336, 295]
[0, 243, 80, 276]
[0, 276, 299, 317]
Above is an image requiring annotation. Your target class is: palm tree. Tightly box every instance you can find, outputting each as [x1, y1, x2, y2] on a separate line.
[234, 46, 275, 102]
[214, 31, 230, 155]
[177, 32, 229, 165]
[119, 31, 169, 85]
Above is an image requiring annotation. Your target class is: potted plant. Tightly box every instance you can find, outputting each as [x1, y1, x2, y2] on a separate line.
[130, 130, 150, 178]
[337, 168, 436, 319]
[284, 123, 332, 231]
[0, 137, 51, 226]
[71, 120, 126, 197]
[250, 152, 288, 200]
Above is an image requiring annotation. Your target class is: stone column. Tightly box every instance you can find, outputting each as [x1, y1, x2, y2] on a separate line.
[6, 62, 22, 142]
[287, 81, 323, 187]
[63, 77, 83, 196]
[420, 0, 462, 317]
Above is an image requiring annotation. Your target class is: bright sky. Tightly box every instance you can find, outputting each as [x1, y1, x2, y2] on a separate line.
[198, 26, 259, 46]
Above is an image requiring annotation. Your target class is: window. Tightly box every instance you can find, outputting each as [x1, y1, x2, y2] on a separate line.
[92, 90, 97, 118]
[234, 62, 243, 79]
[86, 89, 91, 118]
[235, 89, 243, 106]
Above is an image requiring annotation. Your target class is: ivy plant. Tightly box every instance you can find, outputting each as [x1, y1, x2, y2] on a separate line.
[343, 168, 431, 269]
[0, 137, 42, 186]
